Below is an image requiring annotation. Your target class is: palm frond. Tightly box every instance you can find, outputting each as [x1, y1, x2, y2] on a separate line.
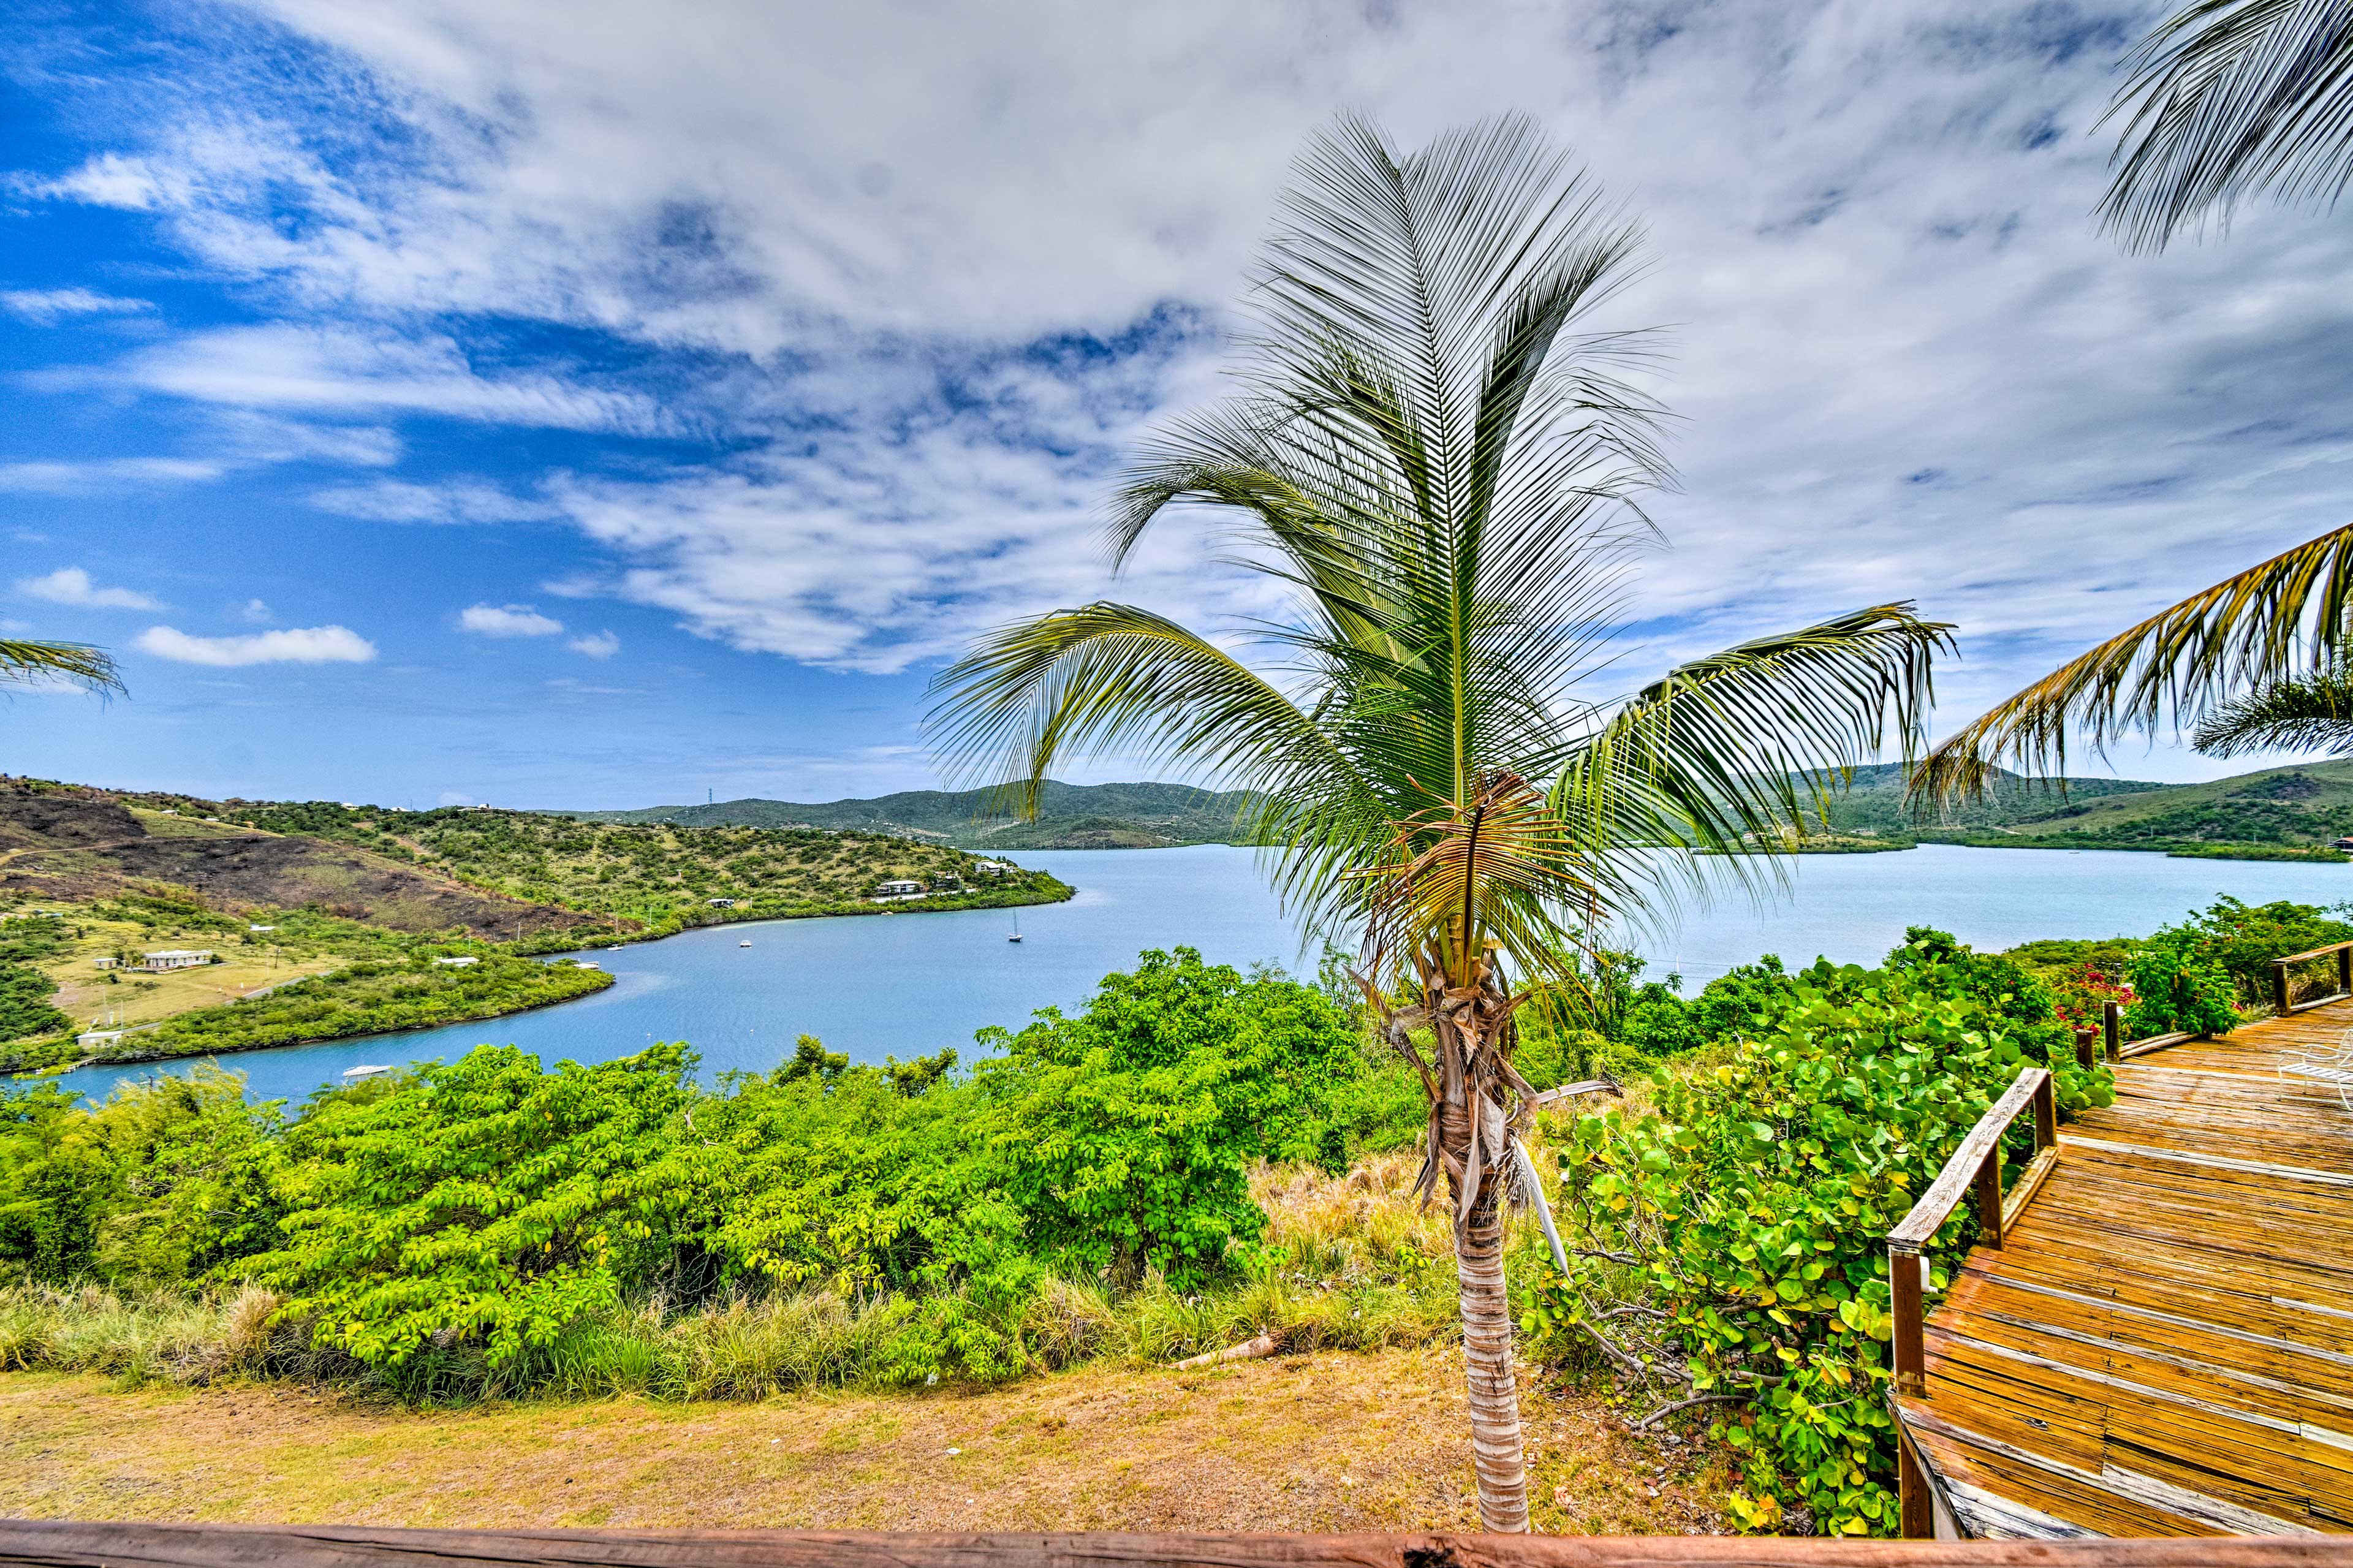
[2191, 658, 2353, 754]
[2100, 0, 2353, 252]
[1555, 605, 1952, 911]
[1912, 523, 2353, 803]
[0, 637, 124, 696]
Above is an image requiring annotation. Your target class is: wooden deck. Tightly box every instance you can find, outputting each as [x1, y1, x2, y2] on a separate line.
[1896, 999, 2353, 1538]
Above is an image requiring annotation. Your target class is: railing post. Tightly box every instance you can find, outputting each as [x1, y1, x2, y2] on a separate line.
[1973, 1148, 2003, 1248]
[1897, 1423, 1936, 1539]
[2072, 1026, 2096, 1069]
[2338, 942, 2349, 1000]
[2102, 998, 2121, 1060]
[1889, 1241, 1925, 1396]
[2033, 1073, 2057, 1151]
[2275, 959, 2294, 1018]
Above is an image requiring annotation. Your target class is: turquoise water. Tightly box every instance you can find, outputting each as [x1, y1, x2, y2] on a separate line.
[53, 843, 2353, 1105]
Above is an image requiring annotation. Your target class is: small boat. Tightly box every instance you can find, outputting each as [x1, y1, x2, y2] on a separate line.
[343, 1064, 390, 1080]
[1009, 912, 1023, 944]
[740, 939, 752, 948]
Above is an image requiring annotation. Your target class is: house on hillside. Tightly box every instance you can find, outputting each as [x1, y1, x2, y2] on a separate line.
[871, 879, 924, 902]
[2333, 836, 2353, 851]
[432, 956, 479, 968]
[138, 949, 213, 972]
[974, 860, 1014, 876]
[707, 897, 737, 908]
[92, 955, 118, 971]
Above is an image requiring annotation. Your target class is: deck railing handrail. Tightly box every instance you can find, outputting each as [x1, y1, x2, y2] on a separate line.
[1885, 1065, 2056, 1400]
[2272, 938, 2353, 1018]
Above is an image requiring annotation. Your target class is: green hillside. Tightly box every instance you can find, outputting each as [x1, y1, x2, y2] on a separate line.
[1919, 760, 2353, 855]
[1803, 762, 2169, 835]
[561, 780, 1262, 849]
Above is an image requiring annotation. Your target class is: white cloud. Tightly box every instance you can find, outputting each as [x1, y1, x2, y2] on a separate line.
[309, 477, 557, 523]
[112, 325, 674, 434]
[20, 152, 183, 210]
[24, 1, 2353, 740]
[238, 598, 272, 623]
[16, 567, 164, 611]
[1, 287, 153, 323]
[460, 602, 564, 637]
[0, 458, 224, 494]
[135, 624, 376, 665]
[567, 630, 620, 658]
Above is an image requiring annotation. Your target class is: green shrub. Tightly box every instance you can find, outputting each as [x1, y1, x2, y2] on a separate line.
[1521, 929, 2113, 1538]
[2123, 938, 2238, 1037]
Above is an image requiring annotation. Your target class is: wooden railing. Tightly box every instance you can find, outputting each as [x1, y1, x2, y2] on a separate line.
[1883, 1066, 2058, 1540]
[2272, 939, 2353, 1018]
[1885, 1066, 2058, 1398]
[0, 1522, 2344, 1566]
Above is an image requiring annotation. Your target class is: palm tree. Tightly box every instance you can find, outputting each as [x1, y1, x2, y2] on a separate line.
[2099, 0, 2353, 252]
[930, 115, 1950, 1531]
[2192, 657, 2353, 755]
[1, 637, 122, 695]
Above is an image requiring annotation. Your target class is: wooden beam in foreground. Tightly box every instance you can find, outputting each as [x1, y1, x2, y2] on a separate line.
[1, 1524, 2349, 1567]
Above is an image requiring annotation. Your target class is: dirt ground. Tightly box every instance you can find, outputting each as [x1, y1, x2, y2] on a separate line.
[1, 1347, 1729, 1534]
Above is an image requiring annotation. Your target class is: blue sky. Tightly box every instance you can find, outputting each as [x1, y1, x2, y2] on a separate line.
[6, 1, 2352, 808]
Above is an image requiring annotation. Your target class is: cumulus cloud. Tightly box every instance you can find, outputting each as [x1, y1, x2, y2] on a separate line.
[460, 603, 564, 637]
[15, 567, 163, 610]
[1, 287, 153, 323]
[567, 630, 620, 657]
[238, 597, 272, 622]
[136, 624, 376, 665]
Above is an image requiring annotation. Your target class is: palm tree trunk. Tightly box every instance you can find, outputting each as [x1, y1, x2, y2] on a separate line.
[1434, 1009, 1530, 1532]
[1454, 1153, 1529, 1531]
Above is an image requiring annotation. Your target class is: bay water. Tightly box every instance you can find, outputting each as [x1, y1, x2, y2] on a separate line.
[55, 844, 2353, 1105]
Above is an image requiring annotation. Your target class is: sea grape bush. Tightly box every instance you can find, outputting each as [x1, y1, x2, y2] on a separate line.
[1519, 929, 2114, 1538]
[0, 947, 1380, 1390]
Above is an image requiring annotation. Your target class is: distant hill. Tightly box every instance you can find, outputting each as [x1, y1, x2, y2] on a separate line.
[567, 757, 2353, 859]
[1802, 763, 2170, 836]
[1914, 759, 2353, 852]
[559, 781, 1263, 850]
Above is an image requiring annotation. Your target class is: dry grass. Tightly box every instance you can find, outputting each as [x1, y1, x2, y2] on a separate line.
[0, 1348, 1729, 1534]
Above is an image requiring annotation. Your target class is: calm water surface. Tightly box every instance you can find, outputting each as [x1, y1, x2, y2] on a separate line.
[57, 844, 2353, 1105]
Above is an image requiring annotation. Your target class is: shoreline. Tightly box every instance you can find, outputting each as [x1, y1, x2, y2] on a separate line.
[18, 881, 1078, 1083]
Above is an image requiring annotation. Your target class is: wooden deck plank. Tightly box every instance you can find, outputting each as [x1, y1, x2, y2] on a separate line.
[1893, 999, 2353, 1539]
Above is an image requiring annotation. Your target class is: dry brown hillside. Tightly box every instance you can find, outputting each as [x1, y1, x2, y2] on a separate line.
[0, 781, 596, 941]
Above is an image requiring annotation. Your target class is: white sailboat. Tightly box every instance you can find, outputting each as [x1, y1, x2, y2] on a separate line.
[1009, 911, 1023, 944]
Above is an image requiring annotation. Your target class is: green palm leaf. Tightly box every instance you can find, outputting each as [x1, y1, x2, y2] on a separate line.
[0, 637, 124, 695]
[2192, 658, 2353, 754]
[1913, 523, 2353, 802]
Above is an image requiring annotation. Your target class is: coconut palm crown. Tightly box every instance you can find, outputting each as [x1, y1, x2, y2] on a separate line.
[929, 115, 1950, 1531]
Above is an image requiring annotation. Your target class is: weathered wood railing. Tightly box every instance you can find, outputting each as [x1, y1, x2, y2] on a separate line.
[1885, 1066, 2057, 1398]
[1884, 1066, 2058, 1540]
[2272, 938, 2353, 1018]
[0, 1523, 2344, 1566]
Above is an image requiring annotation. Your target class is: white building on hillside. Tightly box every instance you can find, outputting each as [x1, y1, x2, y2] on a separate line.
[138, 949, 213, 972]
